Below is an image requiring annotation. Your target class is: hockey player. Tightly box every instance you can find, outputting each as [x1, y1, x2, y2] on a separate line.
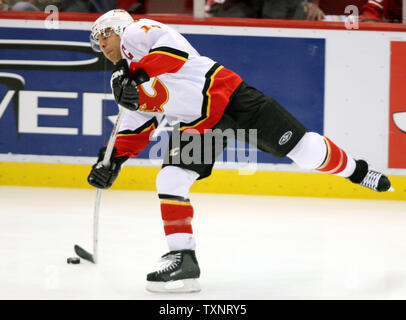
[88, 9, 393, 293]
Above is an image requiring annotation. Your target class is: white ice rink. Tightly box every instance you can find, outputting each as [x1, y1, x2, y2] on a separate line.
[0, 185, 405, 300]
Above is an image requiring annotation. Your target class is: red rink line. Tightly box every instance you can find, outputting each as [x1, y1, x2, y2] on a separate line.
[1, 10, 406, 32]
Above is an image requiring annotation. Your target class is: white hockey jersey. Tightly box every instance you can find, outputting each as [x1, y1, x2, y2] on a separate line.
[114, 18, 242, 158]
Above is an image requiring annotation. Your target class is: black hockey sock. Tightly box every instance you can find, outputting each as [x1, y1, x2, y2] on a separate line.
[348, 160, 368, 183]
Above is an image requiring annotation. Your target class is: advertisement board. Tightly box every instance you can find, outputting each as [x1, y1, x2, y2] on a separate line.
[0, 25, 325, 165]
[389, 41, 406, 169]
[0, 14, 405, 199]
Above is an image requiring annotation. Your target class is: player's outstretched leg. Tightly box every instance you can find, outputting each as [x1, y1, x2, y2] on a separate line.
[146, 250, 201, 293]
[288, 132, 393, 192]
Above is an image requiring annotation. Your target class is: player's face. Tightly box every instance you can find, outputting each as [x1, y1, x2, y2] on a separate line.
[97, 28, 122, 63]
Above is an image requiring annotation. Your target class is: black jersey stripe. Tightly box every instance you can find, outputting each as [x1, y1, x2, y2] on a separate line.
[178, 63, 222, 130]
[149, 46, 189, 60]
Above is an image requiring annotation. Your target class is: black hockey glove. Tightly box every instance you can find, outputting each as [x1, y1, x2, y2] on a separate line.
[113, 59, 131, 79]
[113, 59, 150, 85]
[112, 73, 140, 111]
[111, 59, 150, 111]
[87, 147, 129, 189]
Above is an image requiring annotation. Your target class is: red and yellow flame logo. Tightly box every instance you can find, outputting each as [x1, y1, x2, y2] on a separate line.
[138, 78, 168, 113]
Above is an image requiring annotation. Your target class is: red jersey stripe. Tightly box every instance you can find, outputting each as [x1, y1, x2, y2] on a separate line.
[114, 122, 156, 158]
[129, 51, 187, 78]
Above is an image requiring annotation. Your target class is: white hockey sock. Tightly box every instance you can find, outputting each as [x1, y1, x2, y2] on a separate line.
[156, 166, 199, 251]
[166, 233, 196, 251]
[288, 132, 356, 178]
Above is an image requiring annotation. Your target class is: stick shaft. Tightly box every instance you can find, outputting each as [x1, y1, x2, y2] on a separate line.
[92, 106, 126, 263]
[92, 188, 102, 263]
[102, 107, 126, 166]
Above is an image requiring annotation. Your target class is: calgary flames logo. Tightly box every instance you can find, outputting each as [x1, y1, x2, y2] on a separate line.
[138, 78, 168, 113]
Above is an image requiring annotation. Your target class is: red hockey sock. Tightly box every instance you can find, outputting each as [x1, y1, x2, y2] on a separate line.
[317, 137, 348, 175]
[161, 199, 194, 236]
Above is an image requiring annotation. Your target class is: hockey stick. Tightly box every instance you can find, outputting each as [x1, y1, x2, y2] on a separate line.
[74, 106, 125, 264]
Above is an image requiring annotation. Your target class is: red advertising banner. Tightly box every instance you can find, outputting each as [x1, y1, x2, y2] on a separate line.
[389, 41, 406, 168]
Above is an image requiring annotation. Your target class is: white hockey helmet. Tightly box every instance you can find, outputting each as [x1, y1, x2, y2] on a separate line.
[90, 9, 134, 52]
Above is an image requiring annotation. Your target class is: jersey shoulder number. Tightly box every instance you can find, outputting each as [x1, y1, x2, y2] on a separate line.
[140, 24, 161, 33]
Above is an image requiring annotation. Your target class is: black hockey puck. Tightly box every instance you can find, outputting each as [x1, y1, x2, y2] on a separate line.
[67, 257, 80, 264]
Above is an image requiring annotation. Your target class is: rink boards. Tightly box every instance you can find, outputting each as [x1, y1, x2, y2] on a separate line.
[0, 15, 405, 200]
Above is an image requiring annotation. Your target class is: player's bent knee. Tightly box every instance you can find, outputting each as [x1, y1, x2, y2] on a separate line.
[156, 166, 199, 198]
[287, 132, 327, 169]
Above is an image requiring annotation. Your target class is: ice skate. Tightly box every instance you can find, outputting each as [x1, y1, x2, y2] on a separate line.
[349, 160, 394, 192]
[146, 250, 201, 293]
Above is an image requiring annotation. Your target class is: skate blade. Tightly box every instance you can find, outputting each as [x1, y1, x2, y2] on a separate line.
[146, 279, 201, 293]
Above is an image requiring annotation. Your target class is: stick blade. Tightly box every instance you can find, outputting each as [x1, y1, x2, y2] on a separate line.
[74, 244, 96, 263]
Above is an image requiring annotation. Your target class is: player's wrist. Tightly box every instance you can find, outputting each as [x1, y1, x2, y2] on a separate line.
[128, 62, 150, 85]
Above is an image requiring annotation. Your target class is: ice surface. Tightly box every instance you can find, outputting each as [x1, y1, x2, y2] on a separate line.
[0, 186, 405, 300]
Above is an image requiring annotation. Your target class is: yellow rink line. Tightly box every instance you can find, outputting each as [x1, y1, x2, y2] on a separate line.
[0, 162, 405, 200]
